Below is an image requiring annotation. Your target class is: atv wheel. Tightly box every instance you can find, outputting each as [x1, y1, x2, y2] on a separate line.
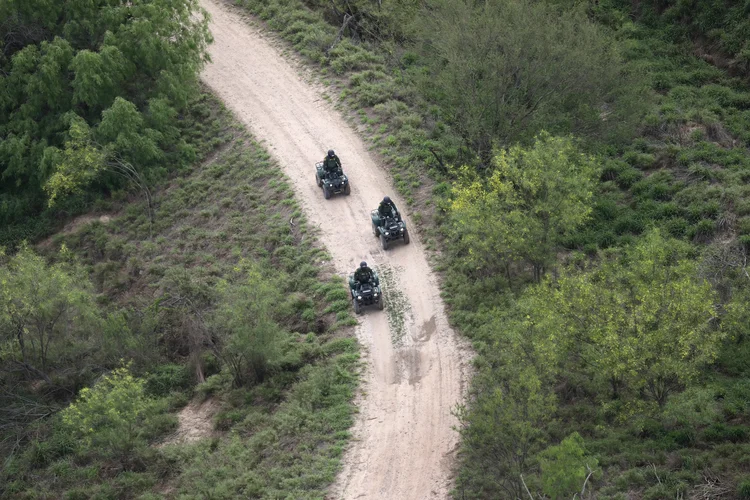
[380, 234, 389, 250]
[372, 223, 379, 237]
[377, 295, 384, 310]
[353, 298, 361, 315]
[323, 185, 331, 199]
[344, 183, 351, 195]
[315, 173, 322, 187]
[403, 229, 410, 245]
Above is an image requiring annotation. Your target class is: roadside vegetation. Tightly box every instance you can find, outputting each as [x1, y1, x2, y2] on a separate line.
[232, 0, 750, 497]
[1, 1, 358, 498]
[1, 91, 359, 500]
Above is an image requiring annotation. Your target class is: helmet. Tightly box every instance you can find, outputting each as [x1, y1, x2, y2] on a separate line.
[328, 149, 335, 158]
[360, 261, 367, 268]
[383, 196, 391, 204]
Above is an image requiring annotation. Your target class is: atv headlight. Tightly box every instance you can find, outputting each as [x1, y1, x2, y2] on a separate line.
[385, 232, 390, 236]
[374, 293, 378, 297]
[400, 228, 404, 232]
[328, 183, 333, 187]
[357, 296, 362, 300]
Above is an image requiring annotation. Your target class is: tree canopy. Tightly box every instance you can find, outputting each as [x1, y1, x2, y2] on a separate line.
[450, 133, 601, 280]
[522, 229, 721, 405]
[414, 0, 645, 158]
[0, 244, 99, 382]
[0, 0, 211, 237]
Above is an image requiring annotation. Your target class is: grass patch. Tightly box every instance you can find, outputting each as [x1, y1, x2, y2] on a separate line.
[378, 265, 411, 346]
[231, 0, 750, 498]
[1, 93, 359, 499]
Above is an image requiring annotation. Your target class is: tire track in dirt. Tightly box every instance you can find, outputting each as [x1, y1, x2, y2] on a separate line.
[200, 2, 471, 498]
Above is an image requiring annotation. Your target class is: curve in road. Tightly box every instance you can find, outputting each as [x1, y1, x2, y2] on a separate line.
[200, 1, 471, 498]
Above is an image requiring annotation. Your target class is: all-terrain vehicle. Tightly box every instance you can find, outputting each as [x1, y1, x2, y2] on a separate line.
[348, 270, 384, 314]
[371, 209, 409, 250]
[315, 161, 351, 199]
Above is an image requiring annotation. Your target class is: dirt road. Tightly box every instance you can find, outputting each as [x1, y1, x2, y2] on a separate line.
[200, 1, 471, 498]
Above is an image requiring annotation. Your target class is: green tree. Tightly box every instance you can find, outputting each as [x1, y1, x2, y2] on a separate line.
[456, 364, 557, 498]
[539, 432, 599, 499]
[44, 112, 155, 223]
[450, 133, 600, 281]
[414, 0, 644, 158]
[455, 311, 559, 498]
[524, 229, 721, 405]
[0, 0, 211, 236]
[0, 245, 99, 382]
[212, 262, 287, 386]
[61, 364, 157, 457]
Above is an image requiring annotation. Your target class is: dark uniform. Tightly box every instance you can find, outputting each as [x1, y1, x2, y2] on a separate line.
[378, 196, 399, 220]
[354, 262, 373, 285]
[323, 149, 342, 178]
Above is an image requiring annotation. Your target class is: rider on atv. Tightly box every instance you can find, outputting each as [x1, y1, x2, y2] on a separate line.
[378, 196, 400, 221]
[353, 261, 374, 288]
[322, 149, 343, 179]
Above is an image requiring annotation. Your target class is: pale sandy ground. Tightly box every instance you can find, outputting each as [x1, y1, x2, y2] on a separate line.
[161, 398, 220, 446]
[199, 1, 472, 498]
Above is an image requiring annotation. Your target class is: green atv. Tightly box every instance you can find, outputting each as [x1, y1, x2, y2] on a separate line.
[315, 162, 351, 199]
[371, 209, 409, 250]
[348, 271, 384, 314]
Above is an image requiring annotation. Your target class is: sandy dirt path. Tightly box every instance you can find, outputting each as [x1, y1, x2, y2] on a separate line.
[200, 1, 471, 498]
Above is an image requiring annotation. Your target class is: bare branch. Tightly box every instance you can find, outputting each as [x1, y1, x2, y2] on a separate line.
[580, 463, 595, 498]
[652, 463, 661, 484]
[520, 474, 534, 500]
[428, 146, 447, 174]
[326, 13, 356, 55]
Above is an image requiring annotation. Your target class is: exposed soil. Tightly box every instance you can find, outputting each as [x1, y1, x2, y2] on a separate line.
[200, 1, 472, 498]
[161, 398, 220, 446]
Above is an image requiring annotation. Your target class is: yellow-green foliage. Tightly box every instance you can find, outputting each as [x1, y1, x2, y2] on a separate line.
[0, 244, 98, 375]
[523, 229, 721, 405]
[44, 117, 105, 206]
[539, 432, 599, 499]
[61, 364, 153, 449]
[456, 229, 725, 497]
[213, 260, 287, 386]
[451, 133, 600, 279]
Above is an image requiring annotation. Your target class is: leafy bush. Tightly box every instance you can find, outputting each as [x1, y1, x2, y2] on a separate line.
[0, 245, 100, 382]
[415, 0, 644, 156]
[522, 229, 721, 406]
[145, 364, 192, 397]
[738, 478, 750, 499]
[61, 365, 161, 458]
[212, 263, 288, 386]
[661, 386, 721, 429]
[701, 424, 748, 444]
[450, 133, 600, 281]
[539, 432, 599, 499]
[455, 366, 557, 498]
